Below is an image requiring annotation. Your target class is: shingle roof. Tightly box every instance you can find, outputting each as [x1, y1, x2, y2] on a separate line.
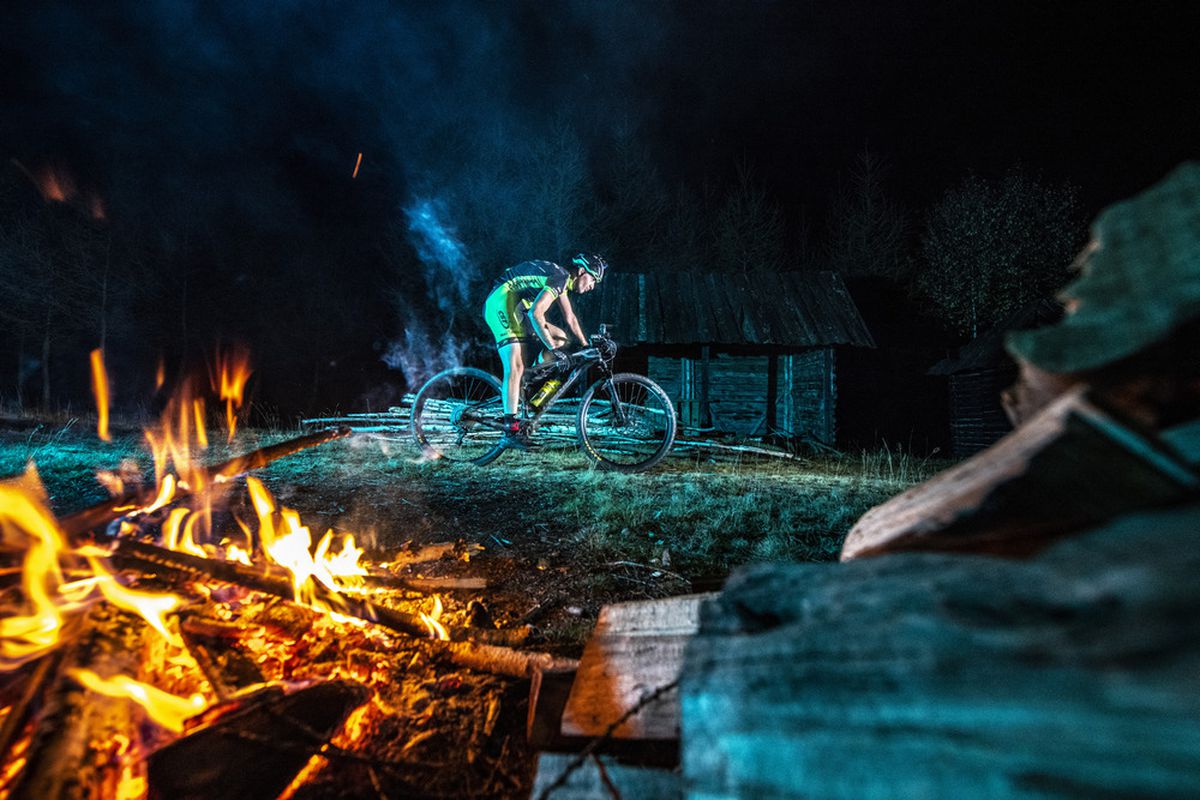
[928, 299, 1063, 375]
[577, 271, 875, 348]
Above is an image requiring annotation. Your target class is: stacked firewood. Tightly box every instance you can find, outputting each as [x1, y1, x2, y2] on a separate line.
[304, 397, 806, 462]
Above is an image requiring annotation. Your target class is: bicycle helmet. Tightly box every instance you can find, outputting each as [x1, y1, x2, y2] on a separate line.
[571, 253, 608, 283]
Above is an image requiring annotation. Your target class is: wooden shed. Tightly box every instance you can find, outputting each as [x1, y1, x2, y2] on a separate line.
[578, 272, 875, 445]
[929, 300, 1062, 458]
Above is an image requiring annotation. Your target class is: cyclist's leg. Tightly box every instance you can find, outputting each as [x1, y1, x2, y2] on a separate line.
[485, 288, 529, 415]
[497, 341, 524, 416]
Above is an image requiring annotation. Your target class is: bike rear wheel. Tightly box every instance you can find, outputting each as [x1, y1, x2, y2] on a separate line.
[577, 373, 677, 472]
[411, 368, 507, 465]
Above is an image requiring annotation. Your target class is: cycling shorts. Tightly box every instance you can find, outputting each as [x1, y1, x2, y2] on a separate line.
[484, 286, 540, 348]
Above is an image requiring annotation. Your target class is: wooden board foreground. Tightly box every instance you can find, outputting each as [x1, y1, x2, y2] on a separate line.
[531, 753, 681, 799]
[560, 593, 713, 740]
[684, 501, 1200, 799]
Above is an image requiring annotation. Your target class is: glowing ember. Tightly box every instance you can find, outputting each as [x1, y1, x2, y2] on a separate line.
[34, 165, 76, 203]
[88, 193, 107, 221]
[90, 348, 112, 442]
[69, 669, 206, 733]
[352, 151, 363, 179]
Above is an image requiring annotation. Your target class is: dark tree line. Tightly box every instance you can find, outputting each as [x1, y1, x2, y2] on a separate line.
[0, 126, 1087, 416]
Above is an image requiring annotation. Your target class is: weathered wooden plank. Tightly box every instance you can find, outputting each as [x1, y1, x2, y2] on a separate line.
[841, 387, 1199, 559]
[532, 753, 682, 800]
[682, 501, 1200, 799]
[560, 594, 712, 740]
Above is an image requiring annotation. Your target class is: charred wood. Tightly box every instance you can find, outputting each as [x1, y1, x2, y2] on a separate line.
[147, 681, 368, 800]
[59, 426, 353, 540]
[13, 608, 147, 800]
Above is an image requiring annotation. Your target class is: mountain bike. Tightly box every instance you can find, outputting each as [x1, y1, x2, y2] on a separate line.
[411, 325, 677, 472]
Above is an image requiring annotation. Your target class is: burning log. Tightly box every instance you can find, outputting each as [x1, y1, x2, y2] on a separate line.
[12, 608, 149, 800]
[146, 681, 368, 800]
[59, 426, 354, 540]
[0, 651, 62, 779]
[109, 538, 571, 680]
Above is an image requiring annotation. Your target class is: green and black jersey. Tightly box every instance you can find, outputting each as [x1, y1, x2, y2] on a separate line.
[484, 260, 575, 347]
[492, 260, 571, 303]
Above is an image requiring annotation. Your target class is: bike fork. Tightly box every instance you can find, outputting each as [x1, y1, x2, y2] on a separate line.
[605, 379, 629, 424]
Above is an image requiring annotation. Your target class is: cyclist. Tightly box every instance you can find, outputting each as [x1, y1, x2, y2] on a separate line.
[483, 253, 608, 447]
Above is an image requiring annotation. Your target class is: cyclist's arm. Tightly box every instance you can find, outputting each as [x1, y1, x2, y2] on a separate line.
[528, 289, 567, 349]
[557, 292, 589, 347]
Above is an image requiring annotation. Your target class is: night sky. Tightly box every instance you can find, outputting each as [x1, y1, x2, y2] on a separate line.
[2, 1, 1198, 411]
[5, 1, 1198, 222]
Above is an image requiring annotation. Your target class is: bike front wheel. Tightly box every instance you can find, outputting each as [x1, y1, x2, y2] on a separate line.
[576, 374, 677, 472]
[411, 368, 507, 465]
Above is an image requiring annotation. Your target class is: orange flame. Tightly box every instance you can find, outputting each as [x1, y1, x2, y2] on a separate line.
[0, 469, 71, 669]
[70, 669, 206, 733]
[154, 356, 166, 391]
[245, 477, 369, 615]
[82, 549, 184, 647]
[1, 467, 186, 671]
[212, 349, 252, 442]
[89, 349, 111, 442]
[420, 595, 449, 641]
[192, 399, 208, 449]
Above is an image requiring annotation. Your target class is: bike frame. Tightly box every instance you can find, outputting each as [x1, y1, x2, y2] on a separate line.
[463, 333, 627, 432]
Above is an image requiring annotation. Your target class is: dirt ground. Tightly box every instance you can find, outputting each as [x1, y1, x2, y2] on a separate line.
[0, 420, 927, 652]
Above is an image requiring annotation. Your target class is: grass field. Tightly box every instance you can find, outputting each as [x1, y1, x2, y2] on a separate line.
[0, 418, 944, 640]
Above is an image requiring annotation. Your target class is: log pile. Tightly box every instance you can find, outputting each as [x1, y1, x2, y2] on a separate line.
[682, 503, 1200, 798]
[303, 398, 806, 462]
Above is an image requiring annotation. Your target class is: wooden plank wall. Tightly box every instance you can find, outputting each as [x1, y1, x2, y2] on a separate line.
[788, 347, 836, 445]
[651, 349, 838, 442]
[948, 367, 1015, 458]
[649, 354, 769, 435]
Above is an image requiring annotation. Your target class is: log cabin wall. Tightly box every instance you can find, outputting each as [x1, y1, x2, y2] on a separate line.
[580, 271, 874, 444]
[947, 366, 1016, 458]
[647, 346, 837, 443]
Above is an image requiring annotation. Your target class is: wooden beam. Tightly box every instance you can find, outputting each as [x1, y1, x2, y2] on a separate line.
[841, 387, 1200, 560]
[560, 594, 713, 741]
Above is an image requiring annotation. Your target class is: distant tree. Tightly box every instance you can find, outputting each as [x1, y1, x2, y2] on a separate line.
[827, 147, 909, 280]
[656, 180, 713, 271]
[593, 121, 669, 267]
[713, 161, 786, 272]
[524, 121, 594, 257]
[915, 167, 1085, 338]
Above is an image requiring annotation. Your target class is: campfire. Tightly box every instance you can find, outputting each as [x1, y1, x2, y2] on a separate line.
[0, 352, 572, 799]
